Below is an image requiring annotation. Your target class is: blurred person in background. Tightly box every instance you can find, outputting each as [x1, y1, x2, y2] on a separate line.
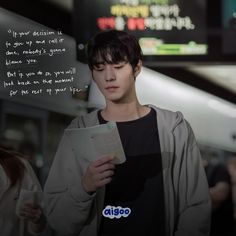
[0, 146, 46, 236]
[203, 158, 235, 236]
[227, 157, 236, 223]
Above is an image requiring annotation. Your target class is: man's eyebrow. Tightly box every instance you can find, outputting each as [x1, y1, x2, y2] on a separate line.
[93, 60, 127, 66]
[94, 61, 105, 66]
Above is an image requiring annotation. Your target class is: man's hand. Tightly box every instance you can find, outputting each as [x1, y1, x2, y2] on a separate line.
[82, 156, 115, 193]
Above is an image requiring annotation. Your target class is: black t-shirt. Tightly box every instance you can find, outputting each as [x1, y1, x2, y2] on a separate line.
[98, 108, 166, 236]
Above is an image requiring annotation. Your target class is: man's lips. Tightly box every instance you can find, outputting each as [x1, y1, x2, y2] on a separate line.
[105, 86, 119, 91]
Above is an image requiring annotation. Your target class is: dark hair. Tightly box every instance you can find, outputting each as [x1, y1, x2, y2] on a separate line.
[87, 30, 142, 71]
[0, 147, 25, 186]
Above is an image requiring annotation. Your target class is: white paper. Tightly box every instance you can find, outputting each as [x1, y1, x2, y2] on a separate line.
[65, 122, 126, 164]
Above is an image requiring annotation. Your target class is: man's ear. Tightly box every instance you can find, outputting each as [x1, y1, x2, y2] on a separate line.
[134, 60, 142, 78]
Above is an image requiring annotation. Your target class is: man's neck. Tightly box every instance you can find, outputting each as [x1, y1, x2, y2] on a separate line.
[101, 101, 150, 122]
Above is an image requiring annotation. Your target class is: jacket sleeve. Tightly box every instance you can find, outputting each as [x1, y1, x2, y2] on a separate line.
[20, 159, 45, 236]
[0, 165, 10, 201]
[173, 119, 211, 236]
[43, 131, 96, 235]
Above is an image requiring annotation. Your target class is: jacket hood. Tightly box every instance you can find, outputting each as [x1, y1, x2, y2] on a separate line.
[148, 105, 184, 133]
[70, 104, 185, 135]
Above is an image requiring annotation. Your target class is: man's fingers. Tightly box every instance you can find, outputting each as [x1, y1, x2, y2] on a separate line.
[98, 177, 112, 187]
[87, 157, 115, 174]
[96, 163, 115, 173]
[99, 170, 114, 180]
[82, 156, 116, 192]
[93, 155, 114, 167]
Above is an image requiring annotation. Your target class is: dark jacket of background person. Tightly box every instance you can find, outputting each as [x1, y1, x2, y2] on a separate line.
[205, 162, 235, 236]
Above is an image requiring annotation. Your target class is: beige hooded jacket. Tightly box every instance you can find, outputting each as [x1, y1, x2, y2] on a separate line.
[44, 105, 211, 236]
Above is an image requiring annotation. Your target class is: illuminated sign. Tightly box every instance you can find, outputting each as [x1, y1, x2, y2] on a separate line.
[74, 0, 207, 60]
[222, 0, 236, 54]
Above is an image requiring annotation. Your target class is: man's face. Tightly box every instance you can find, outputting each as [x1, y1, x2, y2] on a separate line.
[92, 59, 140, 103]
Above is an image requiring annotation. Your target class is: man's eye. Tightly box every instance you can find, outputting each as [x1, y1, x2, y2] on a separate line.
[95, 67, 104, 71]
[114, 65, 124, 69]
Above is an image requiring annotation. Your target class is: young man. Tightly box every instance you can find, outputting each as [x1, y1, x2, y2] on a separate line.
[44, 30, 211, 236]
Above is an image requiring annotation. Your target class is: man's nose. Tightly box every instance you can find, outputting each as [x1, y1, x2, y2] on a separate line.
[105, 66, 116, 82]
